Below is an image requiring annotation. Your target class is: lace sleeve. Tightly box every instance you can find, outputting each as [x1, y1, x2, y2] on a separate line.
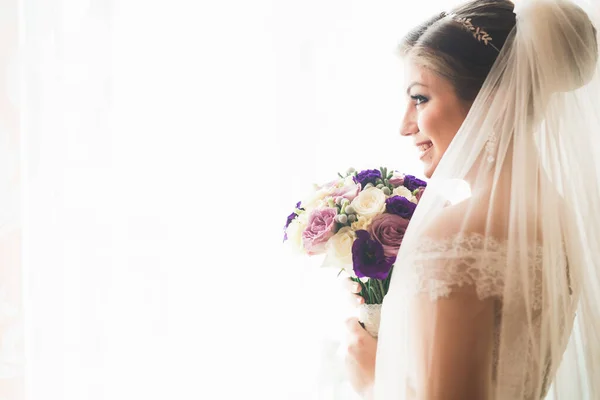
[404, 233, 508, 302]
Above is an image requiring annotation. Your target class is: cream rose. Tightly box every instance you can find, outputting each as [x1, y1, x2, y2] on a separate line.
[392, 186, 412, 199]
[343, 175, 356, 186]
[323, 227, 356, 270]
[350, 187, 386, 218]
[351, 215, 374, 231]
[301, 187, 332, 210]
[286, 214, 307, 253]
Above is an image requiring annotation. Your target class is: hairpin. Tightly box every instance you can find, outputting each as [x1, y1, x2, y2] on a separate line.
[447, 14, 501, 52]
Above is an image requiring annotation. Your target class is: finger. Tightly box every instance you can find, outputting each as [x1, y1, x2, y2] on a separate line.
[345, 317, 364, 334]
[346, 293, 364, 307]
[343, 278, 362, 294]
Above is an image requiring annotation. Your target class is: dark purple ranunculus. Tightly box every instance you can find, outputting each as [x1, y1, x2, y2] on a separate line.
[283, 202, 304, 242]
[403, 175, 427, 191]
[353, 169, 382, 188]
[351, 230, 395, 279]
[385, 196, 417, 219]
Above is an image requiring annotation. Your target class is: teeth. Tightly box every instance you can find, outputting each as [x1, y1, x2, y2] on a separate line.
[419, 142, 433, 152]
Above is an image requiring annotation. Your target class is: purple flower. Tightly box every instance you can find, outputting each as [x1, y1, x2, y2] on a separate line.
[283, 202, 303, 242]
[368, 213, 409, 258]
[385, 196, 417, 219]
[302, 208, 338, 255]
[353, 169, 382, 188]
[352, 230, 394, 279]
[403, 175, 427, 191]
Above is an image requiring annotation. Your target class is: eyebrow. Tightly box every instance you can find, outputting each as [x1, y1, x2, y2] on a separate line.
[406, 82, 427, 95]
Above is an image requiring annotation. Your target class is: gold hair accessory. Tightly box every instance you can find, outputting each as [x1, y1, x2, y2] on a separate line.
[448, 14, 501, 52]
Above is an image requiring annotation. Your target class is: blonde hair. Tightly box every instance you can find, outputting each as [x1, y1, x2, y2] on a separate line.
[400, 0, 516, 102]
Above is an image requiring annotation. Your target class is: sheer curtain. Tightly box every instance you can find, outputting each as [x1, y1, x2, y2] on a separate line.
[15, 0, 455, 399]
[0, 0, 23, 399]
[21, 0, 285, 398]
[274, 0, 474, 398]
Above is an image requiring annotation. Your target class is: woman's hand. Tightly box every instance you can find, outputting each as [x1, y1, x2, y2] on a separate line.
[345, 317, 377, 399]
[342, 277, 365, 306]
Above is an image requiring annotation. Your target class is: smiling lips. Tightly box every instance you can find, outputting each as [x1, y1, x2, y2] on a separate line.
[416, 141, 433, 158]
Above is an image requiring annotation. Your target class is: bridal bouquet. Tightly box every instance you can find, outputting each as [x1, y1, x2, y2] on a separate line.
[283, 167, 426, 336]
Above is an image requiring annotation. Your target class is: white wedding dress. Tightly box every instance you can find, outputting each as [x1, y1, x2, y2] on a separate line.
[374, 0, 600, 397]
[380, 233, 570, 399]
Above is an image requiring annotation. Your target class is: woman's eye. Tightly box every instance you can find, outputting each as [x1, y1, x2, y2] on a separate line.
[410, 95, 428, 106]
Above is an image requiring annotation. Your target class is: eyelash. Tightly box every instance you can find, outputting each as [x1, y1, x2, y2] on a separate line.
[410, 95, 428, 106]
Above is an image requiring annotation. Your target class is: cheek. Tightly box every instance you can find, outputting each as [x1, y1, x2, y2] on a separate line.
[417, 110, 441, 147]
[418, 106, 460, 148]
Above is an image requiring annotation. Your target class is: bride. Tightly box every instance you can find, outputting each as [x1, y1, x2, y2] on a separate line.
[343, 0, 600, 398]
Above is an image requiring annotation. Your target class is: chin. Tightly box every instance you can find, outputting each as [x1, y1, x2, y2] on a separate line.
[423, 160, 438, 178]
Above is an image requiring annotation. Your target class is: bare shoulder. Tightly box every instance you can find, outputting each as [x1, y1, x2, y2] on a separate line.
[420, 195, 494, 241]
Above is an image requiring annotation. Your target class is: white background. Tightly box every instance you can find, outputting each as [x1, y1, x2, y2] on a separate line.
[16, 0, 462, 399]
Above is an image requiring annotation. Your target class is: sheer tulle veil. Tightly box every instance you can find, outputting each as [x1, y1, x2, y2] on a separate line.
[374, 0, 600, 398]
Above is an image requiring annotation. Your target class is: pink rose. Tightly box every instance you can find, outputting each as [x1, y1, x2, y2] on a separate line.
[331, 182, 361, 202]
[388, 172, 405, 187]
[368, 213, 409, 258]
[414, 187, 426, 201]
[388, 177, 404, 187]
[302, 208, 338, 255]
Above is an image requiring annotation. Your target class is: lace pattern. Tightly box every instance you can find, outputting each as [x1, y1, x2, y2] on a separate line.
[397, 233, 545, 308]
[392, 233, 563, 399]
[358, 303, 382, 338]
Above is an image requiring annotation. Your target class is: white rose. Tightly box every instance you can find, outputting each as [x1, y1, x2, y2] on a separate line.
[350, 187, 386, 218]
[302, 186, 334, 211]
[286, 214, 307, 253]
[323, 227, 356, 271]
[351, 215, 374, 231]
[392, 186, 419, 203]
[392, 186, 413, 199]
[343, 175, 356, 186]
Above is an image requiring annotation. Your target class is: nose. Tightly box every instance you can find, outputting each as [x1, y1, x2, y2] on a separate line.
[400, 103, 418, 137]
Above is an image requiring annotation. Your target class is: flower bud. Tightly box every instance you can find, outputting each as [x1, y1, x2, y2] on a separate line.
[342, 198, 350, 206]
[336, 214, 348, 224]
[384, 179, 389, 186]
[335, 196, 344, 206]
[382, 187, 391, 196]
[346, 167, 356, 175]
[364, 183, 374, 189]
[348, 214, 357, 223]
[376, 184, 384, 189]
[375, 179, 383, 185]
[345, 205, 356, 215]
